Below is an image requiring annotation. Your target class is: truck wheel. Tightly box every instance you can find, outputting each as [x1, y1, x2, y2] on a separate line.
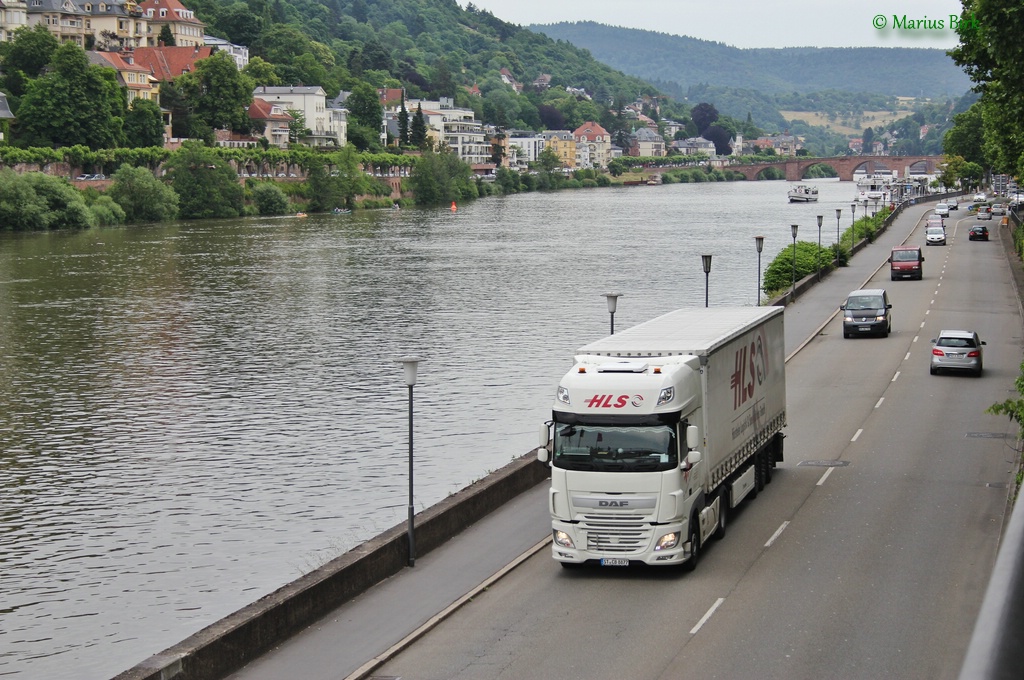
[764, 448, 774, 485]
[682, 522, 701, 572]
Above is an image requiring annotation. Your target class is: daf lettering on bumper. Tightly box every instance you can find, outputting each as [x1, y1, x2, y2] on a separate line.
[573, 496, 657, 509]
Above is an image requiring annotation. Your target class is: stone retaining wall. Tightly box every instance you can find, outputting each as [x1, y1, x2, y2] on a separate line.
[113, 452, 550, 680]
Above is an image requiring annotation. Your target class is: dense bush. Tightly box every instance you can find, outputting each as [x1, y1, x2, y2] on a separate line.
[251, 182, 289, 215]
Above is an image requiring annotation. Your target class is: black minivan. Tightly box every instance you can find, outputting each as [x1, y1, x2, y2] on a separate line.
[841, 288, 892, 338]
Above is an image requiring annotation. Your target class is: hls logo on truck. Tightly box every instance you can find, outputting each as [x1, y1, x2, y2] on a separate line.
[731, 331, 769, 409]
[584, 394, 644, 409]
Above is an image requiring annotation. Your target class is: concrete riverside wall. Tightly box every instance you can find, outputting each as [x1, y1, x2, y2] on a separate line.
[113, 452, 550, 680]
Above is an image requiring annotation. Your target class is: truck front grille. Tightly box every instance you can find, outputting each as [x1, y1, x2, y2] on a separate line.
[581, 520, 651, 553]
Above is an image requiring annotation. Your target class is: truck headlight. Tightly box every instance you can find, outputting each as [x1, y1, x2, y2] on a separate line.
[654, 532, 680, 551]
[553, 530, 575, 548]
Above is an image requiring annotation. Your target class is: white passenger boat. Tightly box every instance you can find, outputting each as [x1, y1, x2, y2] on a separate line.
[854, 173, 895, 204]
[788, 184, 819, 202]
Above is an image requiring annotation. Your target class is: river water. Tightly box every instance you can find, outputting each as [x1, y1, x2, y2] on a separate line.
[0, 178, 862, 679]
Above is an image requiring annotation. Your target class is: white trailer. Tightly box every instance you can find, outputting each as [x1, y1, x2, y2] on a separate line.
[537, 307, 787, 569]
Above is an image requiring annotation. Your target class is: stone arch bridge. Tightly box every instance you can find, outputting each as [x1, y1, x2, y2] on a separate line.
[721, 155, 942, 181]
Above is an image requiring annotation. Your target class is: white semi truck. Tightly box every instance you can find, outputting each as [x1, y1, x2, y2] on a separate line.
[537, 307, 787, 569]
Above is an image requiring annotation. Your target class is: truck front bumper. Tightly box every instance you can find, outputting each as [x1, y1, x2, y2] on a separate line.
[550, 521, 692, 566]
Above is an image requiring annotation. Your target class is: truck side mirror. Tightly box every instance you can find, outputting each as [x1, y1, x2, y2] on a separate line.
[685, 450, 702, 466]
[686, 425, 699, 450]
[537, 423, 550, 463]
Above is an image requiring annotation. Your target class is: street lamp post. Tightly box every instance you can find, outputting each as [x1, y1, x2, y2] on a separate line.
[701, 255, 712, 308]
[816, 214, 823, 282]
[394, 356, 423, 567]
[754, 236, 764, 306]
[850, 202, 857, 253]
[835, 208, 842, 266]
[602, 292, 623, 335]
[790, 224, 798, 302]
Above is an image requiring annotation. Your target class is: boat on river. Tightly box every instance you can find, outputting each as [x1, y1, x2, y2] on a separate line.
[332, 207, 352, 215]
[854, 173, 895, 204]
[788, 184, 819, 202]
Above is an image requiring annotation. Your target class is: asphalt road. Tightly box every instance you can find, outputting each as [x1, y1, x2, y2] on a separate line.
[227, 198, 1022, 680]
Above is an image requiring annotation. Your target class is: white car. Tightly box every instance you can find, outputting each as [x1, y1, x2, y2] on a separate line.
[974, 192, 987, 202]
[935, 203, 950, 217]
[926, 226, 947, 245]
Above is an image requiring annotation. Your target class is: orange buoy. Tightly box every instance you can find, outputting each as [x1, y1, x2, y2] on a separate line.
[451, 201, 457, 212]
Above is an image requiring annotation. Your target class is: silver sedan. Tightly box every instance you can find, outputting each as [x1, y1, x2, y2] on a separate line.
[930, 330, 985, 376]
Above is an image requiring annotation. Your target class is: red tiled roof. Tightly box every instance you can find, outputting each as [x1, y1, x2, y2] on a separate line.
[132, 46, 214, 81]
[248, 98, 293, 122]
[138, 0, 205, 25]
[90, 51, 154, 90]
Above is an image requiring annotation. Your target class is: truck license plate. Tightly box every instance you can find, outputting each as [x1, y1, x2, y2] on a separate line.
[600, 558, 629, 566]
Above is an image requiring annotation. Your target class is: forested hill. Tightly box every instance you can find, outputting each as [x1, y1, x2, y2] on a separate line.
[528, 21, 972, 99]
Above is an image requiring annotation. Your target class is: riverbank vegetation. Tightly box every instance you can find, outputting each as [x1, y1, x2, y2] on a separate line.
[760, 207, 891, 300]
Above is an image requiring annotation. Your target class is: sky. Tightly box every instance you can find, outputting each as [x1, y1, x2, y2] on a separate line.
[459, 0, 966, 49]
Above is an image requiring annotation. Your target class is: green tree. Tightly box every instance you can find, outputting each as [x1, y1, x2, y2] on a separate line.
[408, 149, 474, 206]
[537, 146, 562, 173]
[251, 182, 289, 215]
[410, 103, 427, 148]
[937, 154, 965, 191]
[124, 99, 166, 149]
[690, 102, 719, 135]
[430, 57, 455, 98]
[159, 24, 175, 46]
[163, 143, 244, 219]
[347, 81, 383, 131]
[14, 42, 127, 149]
[0, 168, 92, 231]
[286, 109, 307, 144]
[87, 195, 126, 226]
[215, 2, 264, 46]
[304, 156, 345, 212]
[950, 0, 1024, 174]
[177, 50, 255, 133]
[242, 56, 281, 86]
[398, 100, 409, 146]
[106, 164, 179, 222]
[1, 24, 59, 95]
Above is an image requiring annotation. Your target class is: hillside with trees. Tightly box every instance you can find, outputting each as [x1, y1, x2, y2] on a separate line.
[529, 21, 972, 99]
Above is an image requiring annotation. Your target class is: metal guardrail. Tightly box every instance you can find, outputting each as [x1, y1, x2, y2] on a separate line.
[958, 208, 1024, 680]
[958, 484, 1024, 679]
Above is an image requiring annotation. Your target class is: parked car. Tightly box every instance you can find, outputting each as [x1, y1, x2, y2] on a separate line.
[930, 330, 985, 376]
[926, 226, 947, 245]
[935, 203, 950, 217]
[969, 225, 990, 241]
[75, 174, 89, 180]
[841, 288, 892, 338]
[974, 192, 987, 202]
[977, 207, 992, 220]
[991, 203, 1007, 215]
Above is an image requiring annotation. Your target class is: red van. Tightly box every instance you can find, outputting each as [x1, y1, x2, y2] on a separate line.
[889, 245, 924, 280]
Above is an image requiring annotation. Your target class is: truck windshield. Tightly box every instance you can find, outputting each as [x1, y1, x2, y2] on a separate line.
[552, 424, 678, 472]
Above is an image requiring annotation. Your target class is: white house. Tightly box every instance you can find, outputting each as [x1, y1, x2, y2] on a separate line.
[252, 85, 345, 147]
